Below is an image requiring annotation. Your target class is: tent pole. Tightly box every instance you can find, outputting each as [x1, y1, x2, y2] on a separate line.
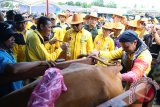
[46, 0, 49, 16]
[29, 4, 31, 14]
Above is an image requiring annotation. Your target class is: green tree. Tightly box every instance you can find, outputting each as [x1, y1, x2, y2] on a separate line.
[81, 2, 91, 8]
[0, 1, 14, 9]
[75, 2, 81, 6]
[58, 2, 65, 5]
[92, 0, 104, 7]
[105, 1, 117, 8]
[66, 1, 74, 6]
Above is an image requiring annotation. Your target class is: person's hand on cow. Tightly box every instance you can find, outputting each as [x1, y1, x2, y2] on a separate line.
[88, 49, 100, 57]
[39, 60, 56, 68]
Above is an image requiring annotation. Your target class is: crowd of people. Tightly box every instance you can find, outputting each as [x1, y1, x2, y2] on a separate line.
[0, 9, 160, 104]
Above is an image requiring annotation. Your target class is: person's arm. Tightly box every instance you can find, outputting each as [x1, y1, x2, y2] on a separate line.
[122, 50, 152, 82]
[150, 25, 160, 45]
[4, 61, 55, 75]
[153, 32, 160, 45]
[99, 48, 123, 59]
[29, 34, 62, 61]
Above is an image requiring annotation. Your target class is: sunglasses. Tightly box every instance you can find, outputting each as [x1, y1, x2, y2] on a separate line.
[72, 24, 81, 27]
[140, 22, 146, 26]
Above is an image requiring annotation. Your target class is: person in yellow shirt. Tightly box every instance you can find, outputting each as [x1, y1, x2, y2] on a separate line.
[56, 13, 70, 35]
[12, 14, 28, 62]
[137, 18, 149, 39]
[112, 13, 125, 33]
[90, 30, 152, 86]
[63, 13, 94, 60]
[26, 16, 67, 61]
[45, 13, 65, 55]
[111, 23, 124, 49]
[94, 22, 114, 52]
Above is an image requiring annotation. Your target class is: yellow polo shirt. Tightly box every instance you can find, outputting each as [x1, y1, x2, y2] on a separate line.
[100, 48, 152, 76]
[45, 27, 64, 54]
[12, 31, 27, 62]
[26, 30, 62, 61]
[94, 34, 115, 52]
[64, 28, 94, 60]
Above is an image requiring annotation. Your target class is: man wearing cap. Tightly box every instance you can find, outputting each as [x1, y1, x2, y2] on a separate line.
[12, 14, 28, 62]
[56, 13, 70, 34]
[111, 23, 124, 49]
[137, 18, 149, 38]
[63, 13, 93, 60]
[26, 16, 67, 61]
[0, 22, 56, 96]
[84, 13, 100, 41]
[112, 13, 125, 32]
[94, 22, 114, 52]
[90, 30, 152, 89]
[5, 10, 17, 30]
[143, 25, 160, 60]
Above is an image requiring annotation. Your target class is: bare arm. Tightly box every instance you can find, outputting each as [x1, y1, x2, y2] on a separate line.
[4, 61, 55, 75]
[150, 25, 160, 45]
[153, 32, 160, 45]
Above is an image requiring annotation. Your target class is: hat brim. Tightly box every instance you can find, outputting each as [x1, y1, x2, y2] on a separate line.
[113, 28, 123, 30]
[58, 14, 68, 19]
[85, 15, 100, 20]
[70, 21, 84, 25]
[102, 27, 112, 30]
[112, 14, 125, 20]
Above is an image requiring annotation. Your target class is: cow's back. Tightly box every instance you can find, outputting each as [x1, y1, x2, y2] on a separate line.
[55, 63, 123, 107]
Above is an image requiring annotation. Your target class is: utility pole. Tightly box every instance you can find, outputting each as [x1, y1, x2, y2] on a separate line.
[46, 0, 49, 16]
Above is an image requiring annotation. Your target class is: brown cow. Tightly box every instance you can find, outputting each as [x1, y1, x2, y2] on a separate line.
[0, 63, 123, 107]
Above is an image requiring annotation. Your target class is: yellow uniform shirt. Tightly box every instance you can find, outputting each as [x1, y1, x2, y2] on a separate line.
[136, 29, 148, 39]
[26, 30, 62, 61]
[12, 31, 27, 62]
[100, 47, 152, 76]
[25, 21, 33, 30]
[94, 34, 115, 52]
[45, 27, 64, 54]
[57, 22, 70, 35]
[64, 28, 94, 60]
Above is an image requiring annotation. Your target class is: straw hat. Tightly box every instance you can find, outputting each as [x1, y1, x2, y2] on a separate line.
[102, 22, 113, 30]
[85, 12, 100, 20]
[70, 13, 84, 25]
[127, 20, 138, 28]
[112, 13, 125, 20]
[112, 23, 124, 30]
[49, 13, 57, 20]
[98, 17, 105, 22]
[58, 13, 68, 19]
